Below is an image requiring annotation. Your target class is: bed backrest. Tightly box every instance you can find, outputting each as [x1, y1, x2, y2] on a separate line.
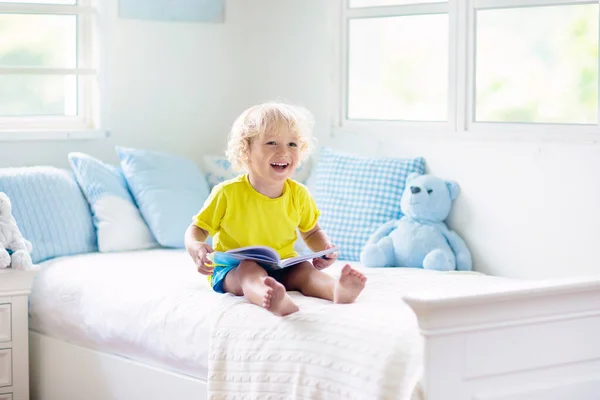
[0, 167, 97, 263]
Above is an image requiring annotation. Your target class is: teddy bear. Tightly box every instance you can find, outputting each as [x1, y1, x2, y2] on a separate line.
[0, 192, 33, 270]
[360, 173, 472, 271]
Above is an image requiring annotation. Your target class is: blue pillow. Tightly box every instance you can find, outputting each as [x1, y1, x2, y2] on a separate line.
[116, 147, 210, 248]
[313, 147, 425, 261]
[0, 167, 97, 263]
[68, 152, 157, 252]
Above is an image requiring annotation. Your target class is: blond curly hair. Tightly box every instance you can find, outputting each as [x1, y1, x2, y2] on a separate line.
[226, 102, 314, 171]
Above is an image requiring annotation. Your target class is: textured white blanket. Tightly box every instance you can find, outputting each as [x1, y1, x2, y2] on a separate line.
[208, 263, 425, 400]
[207, 262, 533, 399]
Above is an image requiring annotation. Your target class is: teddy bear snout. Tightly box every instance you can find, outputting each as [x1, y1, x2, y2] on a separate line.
[410, 186, 421, 194]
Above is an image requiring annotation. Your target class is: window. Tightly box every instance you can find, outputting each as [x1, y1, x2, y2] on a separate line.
[348, 14, 448, 122]
[475, 4, 597, 125]
[0, 0, 103, 137]
[341, 0, 599, 133]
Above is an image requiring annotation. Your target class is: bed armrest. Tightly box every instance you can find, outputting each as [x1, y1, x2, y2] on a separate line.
[404, 278, 600, 334]
[403, 278, 600, 400]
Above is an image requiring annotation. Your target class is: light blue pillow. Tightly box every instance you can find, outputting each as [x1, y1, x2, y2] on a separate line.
[68, 153, 157, 252]
[116, 147, 210, 248]
[203, 155, 312, 189]
[313, 147, 425, 261]
[0, 167, 97, 263]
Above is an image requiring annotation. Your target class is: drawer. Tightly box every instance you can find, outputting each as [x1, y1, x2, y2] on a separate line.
[0, 305, 9, 343]
[0, 394, 11, 400]
[0, 349, 10, 387]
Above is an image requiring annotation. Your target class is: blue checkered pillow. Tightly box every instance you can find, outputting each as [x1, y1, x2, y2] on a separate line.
[313, 147, 425, 261]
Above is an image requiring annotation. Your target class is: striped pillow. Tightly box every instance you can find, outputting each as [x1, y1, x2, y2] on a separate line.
[0, 167, 97, 263]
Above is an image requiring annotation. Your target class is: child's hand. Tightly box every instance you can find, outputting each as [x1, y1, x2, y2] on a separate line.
[312, 244, 338, 270]
[189, 241, 215, 275]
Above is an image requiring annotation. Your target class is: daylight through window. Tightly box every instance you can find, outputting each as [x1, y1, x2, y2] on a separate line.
[342, 0, 599, 131]
[0, 0, 101, 133]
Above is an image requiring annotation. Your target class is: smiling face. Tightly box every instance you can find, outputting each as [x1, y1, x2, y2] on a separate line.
[227, 102, 314, 197]
[246, 128, 301, 192]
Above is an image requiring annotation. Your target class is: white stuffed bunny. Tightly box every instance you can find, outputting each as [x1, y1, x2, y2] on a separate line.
[0, 192, 33, 270]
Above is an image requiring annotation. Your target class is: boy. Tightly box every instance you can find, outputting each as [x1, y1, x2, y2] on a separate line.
[185, 102, 366, 316]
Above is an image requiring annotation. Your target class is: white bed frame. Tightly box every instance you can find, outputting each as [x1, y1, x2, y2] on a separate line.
[29, 332, 208, 400]
[29, 278, 600, 400]
[404, 277, 600, 400]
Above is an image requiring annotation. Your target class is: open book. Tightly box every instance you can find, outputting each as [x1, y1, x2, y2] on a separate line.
[209, 245, 340, 270]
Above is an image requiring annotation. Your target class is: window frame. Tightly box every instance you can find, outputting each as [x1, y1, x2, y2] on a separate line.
[337, 0, 600, 137]
[0, 0, 107, 141]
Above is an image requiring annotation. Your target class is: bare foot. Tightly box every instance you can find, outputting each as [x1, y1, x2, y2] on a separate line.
[262, 277, 299, 316]
[333, 264, 367, 304]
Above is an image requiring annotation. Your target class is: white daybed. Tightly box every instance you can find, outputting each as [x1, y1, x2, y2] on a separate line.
[27, 249, 600, 400]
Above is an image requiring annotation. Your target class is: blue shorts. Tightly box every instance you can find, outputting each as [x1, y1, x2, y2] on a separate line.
[210, 260, 287, 293]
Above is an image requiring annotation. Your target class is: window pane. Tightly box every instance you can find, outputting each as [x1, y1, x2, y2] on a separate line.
[348, 15, 448, 121]
[0, 1, 76, 4]
[0, 14, 77, 68]
[350, 0, 442, 7]
[476, 5, 598, 124]
[0, 75, 77, 116]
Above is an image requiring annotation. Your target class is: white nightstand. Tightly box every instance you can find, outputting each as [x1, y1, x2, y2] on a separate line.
[0, 269, 38, 400]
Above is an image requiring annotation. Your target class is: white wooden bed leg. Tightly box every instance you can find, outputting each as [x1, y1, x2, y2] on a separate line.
[421, 334, 469, 400]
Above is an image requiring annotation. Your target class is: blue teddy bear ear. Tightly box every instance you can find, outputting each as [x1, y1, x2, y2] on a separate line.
[406, 172, 421, 183]
[446, 180, 460, 200]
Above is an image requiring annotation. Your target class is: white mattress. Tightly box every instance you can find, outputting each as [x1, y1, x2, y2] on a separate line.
[29, 249, 218, 378]
[28, 249, 540, 389]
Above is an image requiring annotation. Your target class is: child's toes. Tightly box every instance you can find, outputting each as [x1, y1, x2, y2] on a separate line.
[262, 296, 271, 308]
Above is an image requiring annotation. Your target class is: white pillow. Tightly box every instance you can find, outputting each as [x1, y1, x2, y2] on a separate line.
[69, 152, 158, 252]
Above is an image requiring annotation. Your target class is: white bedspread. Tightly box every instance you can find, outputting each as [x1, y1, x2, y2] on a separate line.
[28, 250, 536, 399]
[207, 263, 533, 400]
[29, 249, 218, 378]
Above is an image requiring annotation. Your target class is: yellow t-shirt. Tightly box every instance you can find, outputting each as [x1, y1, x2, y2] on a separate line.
[193, 174, 320, 260]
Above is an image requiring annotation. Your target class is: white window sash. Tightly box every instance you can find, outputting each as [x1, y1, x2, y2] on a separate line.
[0, 3, 96, 15]
[0, 0, 106, 138]
[341, 1, 456, 133]
[339, 0, 600, 136]
[474, 0, 594, 9]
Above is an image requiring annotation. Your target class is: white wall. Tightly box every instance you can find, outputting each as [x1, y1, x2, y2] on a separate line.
[0, 0, 247, 168]
[228, 1, 337, 141]
[2, 0, 598, 279]
[239, 0, 600, 280]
